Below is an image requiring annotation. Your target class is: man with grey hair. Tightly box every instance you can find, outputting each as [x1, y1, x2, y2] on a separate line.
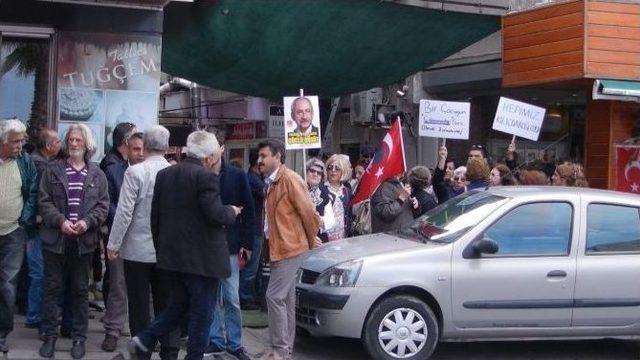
[107, 125, 179, 360]
[0, 119, 38, 353]
[128, 130, 241, 360]
[39, 124, 109, 359]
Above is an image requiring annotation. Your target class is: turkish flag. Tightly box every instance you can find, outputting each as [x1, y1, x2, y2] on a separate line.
[352, 118, 406, 205]
[616, 145, 640, 193]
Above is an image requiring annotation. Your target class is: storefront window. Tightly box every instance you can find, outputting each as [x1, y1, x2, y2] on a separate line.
[0, 36, 50, 140]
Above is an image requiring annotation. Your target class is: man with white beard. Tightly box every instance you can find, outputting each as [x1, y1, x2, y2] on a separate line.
[38, 124, 109, 359]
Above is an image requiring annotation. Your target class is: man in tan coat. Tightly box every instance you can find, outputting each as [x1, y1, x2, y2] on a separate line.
[257, 139, 320, 360]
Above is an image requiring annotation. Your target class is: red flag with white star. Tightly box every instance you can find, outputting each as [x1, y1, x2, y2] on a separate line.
[352, 118, 406, 205]
[616, 145, 640, 193]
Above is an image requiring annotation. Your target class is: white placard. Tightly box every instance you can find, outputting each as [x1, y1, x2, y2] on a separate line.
[419, 100, 470, 139]
[284, 95, 322, 150]
[492, 97, 546, 141]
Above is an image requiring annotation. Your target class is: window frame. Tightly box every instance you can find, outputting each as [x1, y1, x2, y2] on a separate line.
[467, 201, 575, 259]
[585, 202, 640, 256]
[0, 24, 56, 129]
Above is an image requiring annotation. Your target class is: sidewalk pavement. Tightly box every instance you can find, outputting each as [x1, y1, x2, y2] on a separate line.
[3, 310, 272, 360]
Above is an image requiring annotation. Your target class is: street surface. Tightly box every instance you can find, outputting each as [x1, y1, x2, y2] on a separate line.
[2, 310, 638, 359]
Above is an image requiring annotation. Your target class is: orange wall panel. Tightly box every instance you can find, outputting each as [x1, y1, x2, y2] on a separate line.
[502, 0, 585, 87]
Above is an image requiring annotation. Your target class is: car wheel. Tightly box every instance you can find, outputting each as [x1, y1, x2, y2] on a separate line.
[363, 295, 439, 360]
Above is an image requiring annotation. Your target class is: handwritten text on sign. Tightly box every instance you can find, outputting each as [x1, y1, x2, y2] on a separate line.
[492, 97, 546, 141]
[419, 100, 470, 139]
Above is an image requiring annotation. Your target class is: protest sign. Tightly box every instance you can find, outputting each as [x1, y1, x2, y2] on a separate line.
[284, 95, 321, 150]
[419, 100, 470, 139]
[492, 97, 546, 141]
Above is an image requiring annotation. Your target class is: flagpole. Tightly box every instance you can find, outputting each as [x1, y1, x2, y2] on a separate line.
[397, 116, 407, 173]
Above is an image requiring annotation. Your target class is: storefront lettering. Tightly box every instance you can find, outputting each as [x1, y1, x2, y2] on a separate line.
[107, 43, 148, 62]
[62, 58, 158, 88]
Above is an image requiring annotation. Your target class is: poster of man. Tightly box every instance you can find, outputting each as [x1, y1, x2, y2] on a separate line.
[284, 96, 321, 150]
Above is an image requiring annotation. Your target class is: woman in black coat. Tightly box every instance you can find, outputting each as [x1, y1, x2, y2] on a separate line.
[408, 166, 438, 217]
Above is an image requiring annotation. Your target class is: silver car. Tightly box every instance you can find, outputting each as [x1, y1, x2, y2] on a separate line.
[296, 187, 640, 359]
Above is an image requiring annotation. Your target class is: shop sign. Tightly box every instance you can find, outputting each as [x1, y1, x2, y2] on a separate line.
[418, 100, 470, 139]
[284, 95, 322, 150]
[227, 122, 256, 141]
[492, 97, 546, 141]
[268, 105, 284, 138]
[56, 31, 162, 160]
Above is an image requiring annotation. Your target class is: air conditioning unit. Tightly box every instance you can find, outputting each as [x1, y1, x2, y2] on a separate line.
[350, 88, 383, 125]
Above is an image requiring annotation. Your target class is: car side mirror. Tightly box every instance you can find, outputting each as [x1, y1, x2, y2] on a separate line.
[474, 238, 499, 255]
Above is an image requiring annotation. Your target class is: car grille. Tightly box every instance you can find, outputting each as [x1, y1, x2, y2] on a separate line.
[300, 269, 320, 284]
[295, 288, 319, 326]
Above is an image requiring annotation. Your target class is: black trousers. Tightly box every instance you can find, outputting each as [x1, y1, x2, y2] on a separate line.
[124, 260, 179, 360]
[41, 242, 91, 341]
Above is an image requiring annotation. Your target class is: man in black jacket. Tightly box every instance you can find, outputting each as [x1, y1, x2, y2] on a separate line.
[99, 122, 136, 352]
[128, 131, 241, 360]
[205, 130, 256, 360]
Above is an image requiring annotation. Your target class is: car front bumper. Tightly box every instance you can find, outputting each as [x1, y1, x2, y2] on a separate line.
[295, 284, 387, 338]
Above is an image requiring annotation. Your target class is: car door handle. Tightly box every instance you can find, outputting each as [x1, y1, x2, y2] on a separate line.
[547, 270, 567, 278]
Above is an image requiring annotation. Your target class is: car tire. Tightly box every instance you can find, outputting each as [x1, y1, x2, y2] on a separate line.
[363, 295, 439, 360]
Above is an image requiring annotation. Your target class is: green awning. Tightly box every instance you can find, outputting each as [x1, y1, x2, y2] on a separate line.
[162, 0, 500, 98]
[600, 80, 640, 97]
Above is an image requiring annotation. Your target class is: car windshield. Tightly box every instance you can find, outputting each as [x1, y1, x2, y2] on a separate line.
[399, 191, 509, 243]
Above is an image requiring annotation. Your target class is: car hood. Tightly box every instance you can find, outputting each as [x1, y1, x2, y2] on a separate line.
[301, 232, 425, 273]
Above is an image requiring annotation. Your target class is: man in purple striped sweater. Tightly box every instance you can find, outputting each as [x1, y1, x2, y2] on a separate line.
[38, 124, 109, 359]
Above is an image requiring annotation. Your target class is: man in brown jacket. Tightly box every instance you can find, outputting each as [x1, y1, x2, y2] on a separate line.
[257, 139, 320, 360]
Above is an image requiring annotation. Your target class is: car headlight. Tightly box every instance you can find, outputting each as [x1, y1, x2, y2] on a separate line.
[316, 259, 363, 287]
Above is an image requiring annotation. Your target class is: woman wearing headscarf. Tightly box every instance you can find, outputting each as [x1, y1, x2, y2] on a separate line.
[324, 154, 353, 241]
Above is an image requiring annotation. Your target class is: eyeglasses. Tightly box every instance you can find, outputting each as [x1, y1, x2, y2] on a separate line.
[453, 176, 466, 182]
[307, 168, 322, 176]
[327, 165, 342, 171]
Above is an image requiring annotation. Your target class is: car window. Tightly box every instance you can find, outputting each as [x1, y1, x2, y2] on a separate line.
[483, 202, 572, 256]
[401, 191, 509, 243]
[586, 203, 640, 254]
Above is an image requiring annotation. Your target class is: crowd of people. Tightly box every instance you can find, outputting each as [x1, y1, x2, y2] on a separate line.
[0, 117, 590, 360]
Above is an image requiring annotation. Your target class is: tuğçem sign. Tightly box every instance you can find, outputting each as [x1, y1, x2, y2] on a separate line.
[492, 97, 546, 141]
[418, 99, 470, 139]
[57, 31, 162, 160]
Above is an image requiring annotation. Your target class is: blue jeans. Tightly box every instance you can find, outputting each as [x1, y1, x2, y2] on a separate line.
[137, 271, 218, 360]
[209, 256, 242, 352]
[26, 235, 43, 325]
[0, 227, 26, 338]
[239, 236, 263, 305]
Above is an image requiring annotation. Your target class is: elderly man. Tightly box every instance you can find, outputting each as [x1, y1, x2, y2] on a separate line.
[106, 126, 178, 360]
[100, 122, 137, 351]
[128, 131, 241, 360]
[289, 97, 318, 134]
[38, 124, 109, 359]
[0, 119, 38, 353]
[258, 139, 320, 360]
[25, 128, 61, 331]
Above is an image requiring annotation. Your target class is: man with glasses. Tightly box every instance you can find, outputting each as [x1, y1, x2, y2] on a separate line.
[0, 119, 38, 353]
